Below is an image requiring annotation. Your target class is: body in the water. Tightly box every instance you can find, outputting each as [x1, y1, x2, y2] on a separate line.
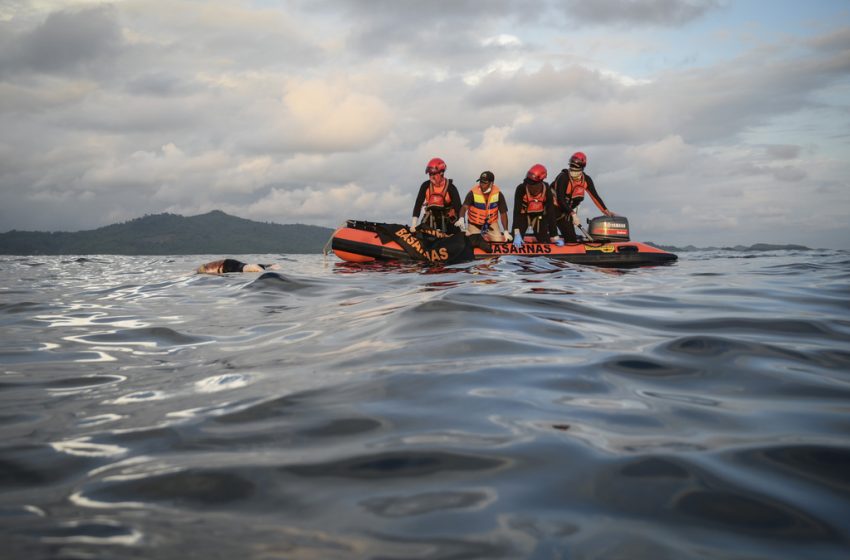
[196, 259, 279, 274]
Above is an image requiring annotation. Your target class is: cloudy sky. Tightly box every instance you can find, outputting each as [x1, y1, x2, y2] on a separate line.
[1, 0, 848, 248]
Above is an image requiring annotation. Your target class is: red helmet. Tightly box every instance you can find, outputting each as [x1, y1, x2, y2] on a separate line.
[526, 163, 547, 182]
[569, 151, 587, 170]
[425, 157, 447, 175]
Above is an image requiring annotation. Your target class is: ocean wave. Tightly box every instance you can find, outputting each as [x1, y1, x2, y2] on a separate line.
[1, 251, 848, 558]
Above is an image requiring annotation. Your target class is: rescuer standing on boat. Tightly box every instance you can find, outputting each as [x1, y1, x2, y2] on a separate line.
[551, 151, 616, 242]
[410, 157, 462, 234]
[455, 171, 511, 243]
[512, 164, 562, 247]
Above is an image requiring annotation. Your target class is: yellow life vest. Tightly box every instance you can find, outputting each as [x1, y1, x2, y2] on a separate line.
[467, 185, 501, 227]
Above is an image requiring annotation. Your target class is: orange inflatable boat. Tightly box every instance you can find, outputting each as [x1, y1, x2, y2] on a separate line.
[331, 219, 677, 267]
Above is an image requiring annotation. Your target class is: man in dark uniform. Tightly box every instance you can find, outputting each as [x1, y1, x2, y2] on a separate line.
[551, 152, 616, 242]
[511, 164, 561, 247]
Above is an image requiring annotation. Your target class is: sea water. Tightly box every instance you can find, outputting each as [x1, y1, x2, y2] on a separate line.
[1, 250, 848, 559]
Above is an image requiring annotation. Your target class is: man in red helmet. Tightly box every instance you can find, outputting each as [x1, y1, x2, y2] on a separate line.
[455, 170, 511, 243]
[550, 151, 616, 242]
[511, 163, 561, 247]
[410, 157, 461, 234]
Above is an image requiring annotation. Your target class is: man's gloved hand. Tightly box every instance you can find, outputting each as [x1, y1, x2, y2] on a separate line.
[454, 217, 466, 230]
[554, 237, 565, 246]
[503, 232, 513, 242]
[513, 230, 524, 248]
[570, 211, 579, 225]
[410, 216, 418, 232]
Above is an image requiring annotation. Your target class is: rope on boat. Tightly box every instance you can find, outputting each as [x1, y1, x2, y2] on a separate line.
[322, 223, 346, 258]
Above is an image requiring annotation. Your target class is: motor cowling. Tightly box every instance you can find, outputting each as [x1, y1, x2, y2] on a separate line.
[587, 215, 630, 242]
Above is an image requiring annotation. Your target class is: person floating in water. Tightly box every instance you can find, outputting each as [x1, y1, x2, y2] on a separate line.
[196, 259, 279, 274]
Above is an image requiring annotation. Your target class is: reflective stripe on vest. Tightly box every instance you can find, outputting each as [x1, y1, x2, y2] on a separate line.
[468, 185, 501, 226]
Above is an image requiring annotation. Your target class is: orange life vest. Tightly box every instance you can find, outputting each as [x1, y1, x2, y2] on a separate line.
[523, 184, 547, 214]
[565, 173, 587, 199]
[467, 185, 501, 227]
[426, 179, 452, 209]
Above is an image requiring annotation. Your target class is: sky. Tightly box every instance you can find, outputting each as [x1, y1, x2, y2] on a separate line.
[1, 0, 848, 248]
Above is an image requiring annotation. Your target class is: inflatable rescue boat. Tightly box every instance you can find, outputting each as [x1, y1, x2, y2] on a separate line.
[332, 217, 677, 267]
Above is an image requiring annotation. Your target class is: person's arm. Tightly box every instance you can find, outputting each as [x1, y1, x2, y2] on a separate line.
[460, 190, 476, 217]
[584, 175, 612, 215]
[554, 172, 569, 212]
[448, 181, 462, 217]
[512, 184, 524, 233]
[543, 183, 556, 240]
[568, 196, 584, 213]
[455, 190, 473, 229]
[411, 181, 428, 218]
[511, 184, 526, 245]
[498, 193, 509, 231]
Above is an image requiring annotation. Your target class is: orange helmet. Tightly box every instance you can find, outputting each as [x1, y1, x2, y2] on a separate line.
[569, 152, 587, 170]
[526, 163, 547, 182]
[426, 157, 447, 175]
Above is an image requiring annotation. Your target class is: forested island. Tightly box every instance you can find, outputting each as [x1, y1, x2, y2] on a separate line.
[0, 211, 334, 255]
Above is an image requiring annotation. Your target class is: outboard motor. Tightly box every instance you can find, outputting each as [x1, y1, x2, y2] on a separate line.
[586, 215, 630, 242]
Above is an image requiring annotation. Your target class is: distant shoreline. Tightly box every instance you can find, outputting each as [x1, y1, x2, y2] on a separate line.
[0, 210, 334, 255]
[647, 242, 814, 252]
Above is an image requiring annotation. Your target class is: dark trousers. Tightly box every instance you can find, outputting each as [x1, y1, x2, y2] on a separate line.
[515, 214, 550, 243]
[553, 213, 578, 242]
[422, 208, 458, 234]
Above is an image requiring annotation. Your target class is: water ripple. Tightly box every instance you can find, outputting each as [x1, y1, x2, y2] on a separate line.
[1, 252, 849, 559]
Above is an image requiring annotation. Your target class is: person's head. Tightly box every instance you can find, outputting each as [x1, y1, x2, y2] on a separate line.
[526, 163, 547, 184]
[426, 157, 447, 178]
[569, 152, 587, 171]
[569, 152, 586, 179]
[478, 170, 495, 191]
[197, 260, 225, 274]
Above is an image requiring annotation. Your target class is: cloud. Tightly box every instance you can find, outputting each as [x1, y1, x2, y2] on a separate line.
[562, 0, 722, 26]
[309, 0, 542, 73]
[505, 35, 850, 148]
[239, 182, 409, 225]
[622, 135, 698, 175]
[0, 76, 95, 112]
[466, 63, 630, 107]
[0, 5, 122, 77]
[269, 78, 394, 153]
[0, 2, 848, 248]
[808, 26, 850, 52]
[764, 144, 802, 160]
[124, 72, 198, 97]
[482, 34, 522, 48]
[417, 128, 558, 189]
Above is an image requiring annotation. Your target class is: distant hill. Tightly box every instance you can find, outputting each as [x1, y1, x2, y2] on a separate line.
[0, 211, 335, 255]
[647, 242, 812, 252]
